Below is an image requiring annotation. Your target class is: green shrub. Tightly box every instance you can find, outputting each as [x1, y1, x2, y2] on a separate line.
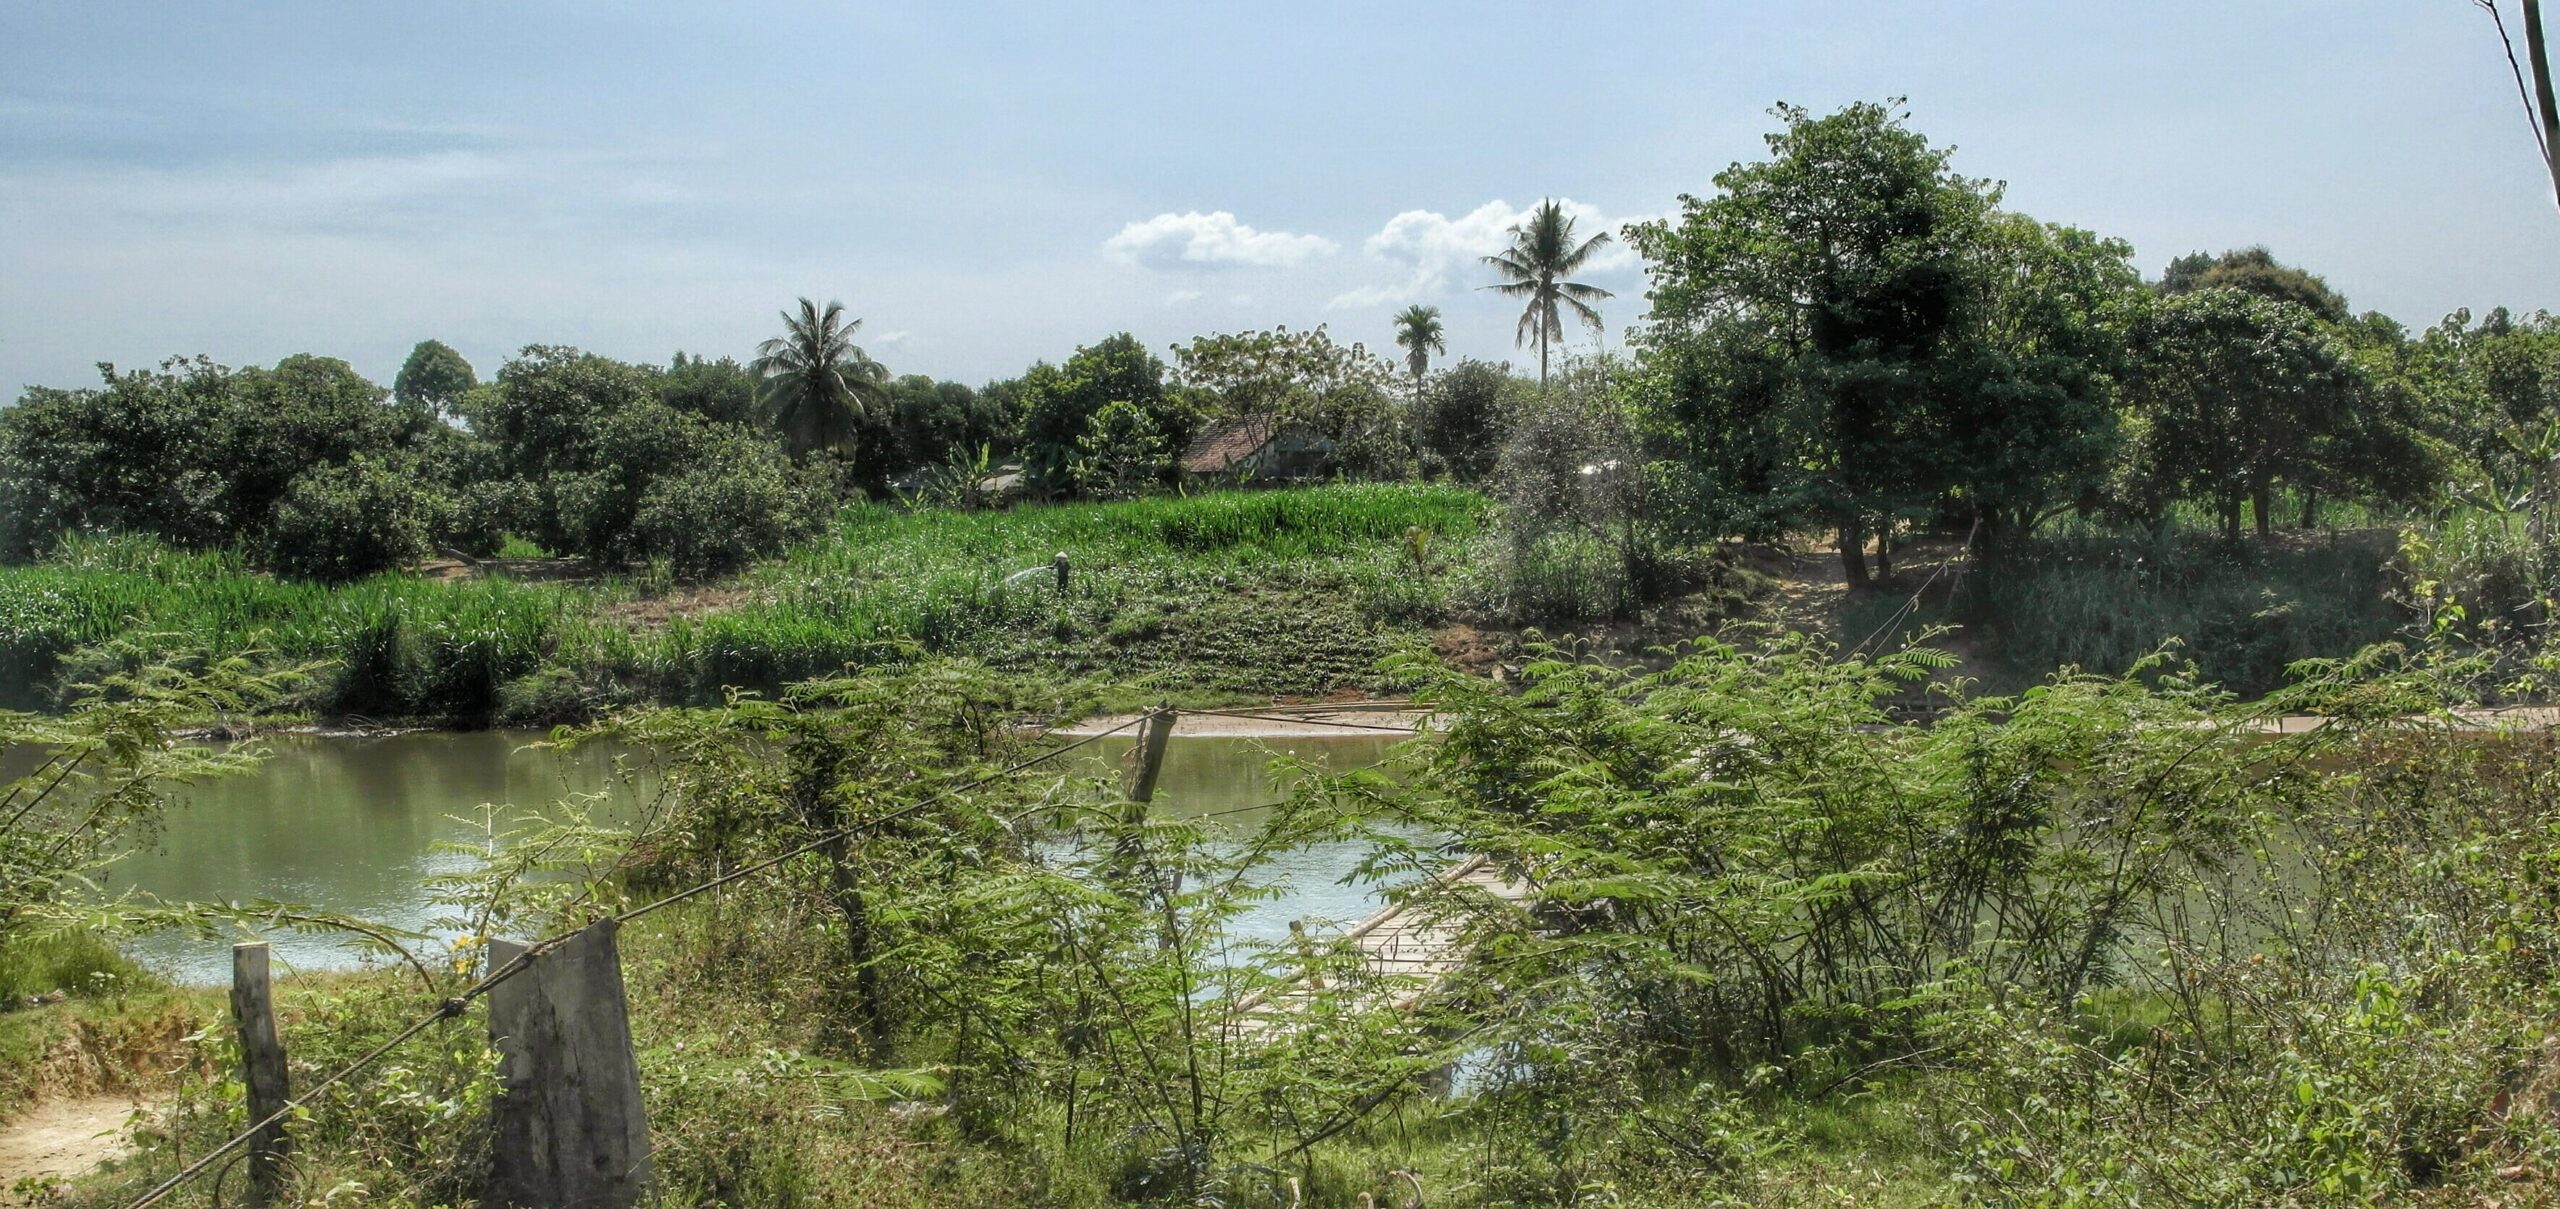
[263, 456, 436, 582]
[632, 448, 827, 579]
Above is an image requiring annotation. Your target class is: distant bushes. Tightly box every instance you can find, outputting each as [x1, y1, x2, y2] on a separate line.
[0, 485, 1491, 719]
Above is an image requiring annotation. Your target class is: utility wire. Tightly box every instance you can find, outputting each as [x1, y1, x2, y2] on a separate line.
[1848, 518, 1980, 660]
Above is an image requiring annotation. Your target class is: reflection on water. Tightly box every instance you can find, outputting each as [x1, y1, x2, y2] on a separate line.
[104, 730, 1410, 984]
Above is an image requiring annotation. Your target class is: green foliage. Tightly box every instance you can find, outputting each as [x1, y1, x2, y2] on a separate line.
[1019, 334, 1181, 494]
[0, 354, 432, 567]
[263, 455, 438, 582]
[860, 374, 1008, 492]
[752, 298, 889, 466]
[2119, 289, 2415, 539]
[1391, 303, 1447, 394]
[1628, 101, 2140, 578]
[1481, 199, 1614, 386]
[2159, 245, 2351, 322]
[391, 339, 477, 418]
[1966, 528, 2405, 697]
[1171, 325, 1410, 479]
[1414, 359, 1525, 481]
[0, 485, 1490, 718]
[1471, 359, 1674, 622]
[464, 345, 812, 570]
[630, 437, 828, 579]
[658, 350, 759, 427]
[1071, 400, 1170, 499]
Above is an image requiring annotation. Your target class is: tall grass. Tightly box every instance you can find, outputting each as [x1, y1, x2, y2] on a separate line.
[0, 486, 1492, 718]
[1836, 518, 2409, 697]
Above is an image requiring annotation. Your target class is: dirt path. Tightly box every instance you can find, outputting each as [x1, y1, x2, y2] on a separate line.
[0, 1095, 147, 1198]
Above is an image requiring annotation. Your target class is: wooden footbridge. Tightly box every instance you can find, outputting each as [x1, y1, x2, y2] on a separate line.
[1230, 852, 1536, 1035]
[1102, 705, 1541, 1036]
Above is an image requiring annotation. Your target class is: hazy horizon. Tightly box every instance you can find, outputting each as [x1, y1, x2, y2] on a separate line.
[6, 1, 2558, 396]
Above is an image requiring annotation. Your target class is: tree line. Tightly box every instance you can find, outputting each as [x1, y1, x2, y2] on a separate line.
[3, 101, 2554, 596]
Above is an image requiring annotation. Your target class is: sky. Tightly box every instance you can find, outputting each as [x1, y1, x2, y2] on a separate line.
[4, 1, 2559, 398]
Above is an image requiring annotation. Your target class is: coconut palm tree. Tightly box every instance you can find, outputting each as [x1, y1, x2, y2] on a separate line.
[1480, 200, 1612, 389]
[753, 297, 886, 463]
[1392, 304, 1446, 405]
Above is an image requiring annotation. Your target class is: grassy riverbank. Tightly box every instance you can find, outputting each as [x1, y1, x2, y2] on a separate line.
[0, 484, 1491, 722]
[0, 479, 2484, 725]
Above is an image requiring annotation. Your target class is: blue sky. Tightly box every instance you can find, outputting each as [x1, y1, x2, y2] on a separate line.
[4, 1, 2556, 397]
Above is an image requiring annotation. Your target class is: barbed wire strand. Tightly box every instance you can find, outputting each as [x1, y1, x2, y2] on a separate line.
[123, 712, 1150, 1209]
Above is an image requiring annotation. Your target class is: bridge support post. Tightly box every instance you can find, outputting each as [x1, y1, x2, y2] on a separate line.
[487, 922, 652, 1208]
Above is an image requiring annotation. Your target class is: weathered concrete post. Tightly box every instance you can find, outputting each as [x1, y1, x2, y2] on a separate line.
[230, 941, 290, 1206]
[486, 922, 651, 1208]
[1128, 706, 1176, 803]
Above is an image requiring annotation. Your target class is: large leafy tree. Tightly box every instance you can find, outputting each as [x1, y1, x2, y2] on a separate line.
[1391, 304, 1446, 404]
[754, 298, 887, 467]
[1481, 200, 1613, 389]
[1415, 359, 1528, 481]
[1628, 102, 2010, 586]
[468, 346, 817, 570]
[851, 375, 1004, 492]
[0, 354, 425, 570]
[392, 339, 477, 419]
[1171, 325, 1409, 478]
[1018, 334, 1181, 493]
[660, 351, 760, 427]
[2120, 289, 2373, 540]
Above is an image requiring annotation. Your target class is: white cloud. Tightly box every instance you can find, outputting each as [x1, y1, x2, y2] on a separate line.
[1328, 198, 1650, 310]
[1102, 210, 1337, 270]
[1325, 282, 1411, 309]
[1163, 288, 1203, 304]
[871, 329, 914, 346]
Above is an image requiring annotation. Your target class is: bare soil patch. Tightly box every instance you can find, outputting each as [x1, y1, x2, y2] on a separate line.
[415, 555, 596, 584]
[0, 1095, 147, 1201]
[602, 583, 761, 629]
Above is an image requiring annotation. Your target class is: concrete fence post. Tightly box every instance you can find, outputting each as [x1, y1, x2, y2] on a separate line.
[486, 921, 651, 1207]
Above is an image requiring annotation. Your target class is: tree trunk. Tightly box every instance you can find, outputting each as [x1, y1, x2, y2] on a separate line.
[827, 836, 892, 1060]
[2252, 485, 2272, 538]
[1838, 516, 1871, 590]
[2299, 487, 2319, 530]
[2221, 494, 2242, 543]
[2527, 0, 2560, 212]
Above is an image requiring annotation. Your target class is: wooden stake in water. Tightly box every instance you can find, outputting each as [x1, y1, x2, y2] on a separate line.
[229, 941, 290, 1206]
[1129, 706, 1175, 803]
[487, 922, 652, 1207]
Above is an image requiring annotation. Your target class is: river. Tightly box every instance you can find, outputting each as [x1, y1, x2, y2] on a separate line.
[102, 730, 1408, 984]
